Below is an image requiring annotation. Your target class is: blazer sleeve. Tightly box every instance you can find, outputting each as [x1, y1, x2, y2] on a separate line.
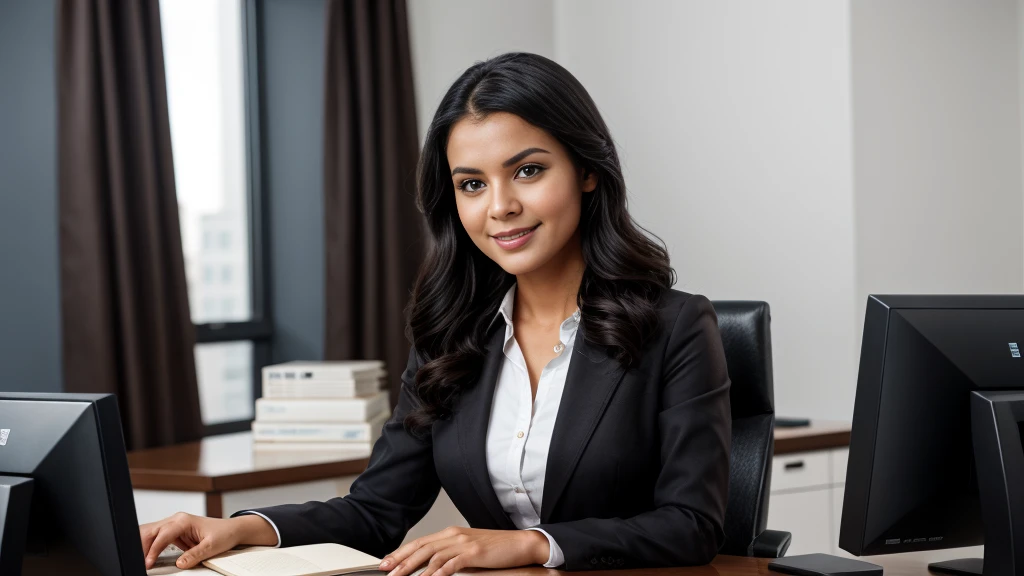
[231, 346, 442, 558]
[533, 294, 732, 570]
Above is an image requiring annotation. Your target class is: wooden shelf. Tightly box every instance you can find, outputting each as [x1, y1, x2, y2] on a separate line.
[127, 431, 370, 492]
[129, 421, 851, 492]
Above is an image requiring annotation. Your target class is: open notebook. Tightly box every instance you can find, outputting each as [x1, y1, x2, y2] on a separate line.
[200, 544, 384, 576]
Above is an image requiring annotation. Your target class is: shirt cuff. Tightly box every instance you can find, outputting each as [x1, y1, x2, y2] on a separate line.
[235, 511, 282, 548]
[525, 527, 564, 568]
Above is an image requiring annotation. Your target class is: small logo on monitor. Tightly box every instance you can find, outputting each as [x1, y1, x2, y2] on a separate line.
[1011, 343, 1021, 358]
[0, 429, 9, 446]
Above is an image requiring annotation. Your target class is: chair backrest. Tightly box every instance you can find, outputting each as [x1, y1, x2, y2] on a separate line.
[711, 301, 776, 556]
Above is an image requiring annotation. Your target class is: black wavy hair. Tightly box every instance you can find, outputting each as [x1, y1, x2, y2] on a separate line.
[404, 52, 675, 434]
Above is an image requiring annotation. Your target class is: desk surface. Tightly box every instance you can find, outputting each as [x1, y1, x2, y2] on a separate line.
[433, 546, 984, 576]
[774, 419, 850, 455]
[128, 420, 851, 492]
[127, 432, 371, 492]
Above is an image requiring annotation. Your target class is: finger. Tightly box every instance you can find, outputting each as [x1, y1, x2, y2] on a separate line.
[389, 539, 457, 576]
[420, 549, 460, 576]
[140, 525, 158, 559]
[145, 524, 181, 569]
[383, 528, 462, 569]
[433, 554, 467, 576]
[177, 537, 230, 570]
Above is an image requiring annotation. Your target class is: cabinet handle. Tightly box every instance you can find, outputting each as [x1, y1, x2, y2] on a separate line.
[784, 461, 805, 470]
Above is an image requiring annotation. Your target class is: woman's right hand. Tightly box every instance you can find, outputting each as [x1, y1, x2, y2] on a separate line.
[139, 512, 279, 570]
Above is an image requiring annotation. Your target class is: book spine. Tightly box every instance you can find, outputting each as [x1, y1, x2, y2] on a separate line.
[262, 367, 387, 382]
[261, 380, 381, 399]
[252, 441, 374, 452]
[253, 422, 375, 442]
[255, 392, 389, 422]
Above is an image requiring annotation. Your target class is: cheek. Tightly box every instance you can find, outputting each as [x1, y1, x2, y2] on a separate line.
[454, 197, 478, 231]
[454, 198, 490, 248]
[531, 182, 582, 231]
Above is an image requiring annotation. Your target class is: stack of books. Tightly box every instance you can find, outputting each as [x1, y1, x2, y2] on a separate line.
[251, 360, 391, 453]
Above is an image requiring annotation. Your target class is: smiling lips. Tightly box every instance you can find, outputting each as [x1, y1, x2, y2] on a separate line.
[492, 224, 540, 250]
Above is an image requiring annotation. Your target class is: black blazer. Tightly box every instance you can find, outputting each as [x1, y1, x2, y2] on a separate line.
[241, 290, 732, 570]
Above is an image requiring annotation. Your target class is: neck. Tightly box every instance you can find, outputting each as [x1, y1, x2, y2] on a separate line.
[513, 232, 585, 327]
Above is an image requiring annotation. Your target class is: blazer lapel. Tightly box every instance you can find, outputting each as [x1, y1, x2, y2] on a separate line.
[541, 323, 628, 522]
[455, 322, 517, 530]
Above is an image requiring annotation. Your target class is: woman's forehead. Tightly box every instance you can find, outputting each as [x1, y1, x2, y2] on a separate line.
[446, 113, 559, 166]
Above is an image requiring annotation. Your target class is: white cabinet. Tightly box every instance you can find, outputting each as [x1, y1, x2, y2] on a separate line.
[768, 489, 833, 555]
[767, 446, 849, 556]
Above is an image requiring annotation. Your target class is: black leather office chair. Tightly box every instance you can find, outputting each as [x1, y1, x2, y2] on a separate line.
[711, 301, 792, 558]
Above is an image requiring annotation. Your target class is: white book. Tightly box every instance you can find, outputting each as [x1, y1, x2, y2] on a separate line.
[252, 410, 390, 443]
[262, 377, 384, 399]
[262, 361, 385, 383]
[251, 441, 375, 453]
[254, 391, 388, 423]
[201, 543, 381, 576]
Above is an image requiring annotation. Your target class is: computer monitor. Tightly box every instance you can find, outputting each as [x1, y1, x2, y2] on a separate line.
[839, 295, 1024, 576]
[0, 392, 146, 576]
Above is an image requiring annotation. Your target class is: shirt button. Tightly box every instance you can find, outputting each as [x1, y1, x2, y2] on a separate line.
[573, 309, 581, 321]
[553, 343, 565, 354]
[513, 486, 523, 493]
[516, 431, 524, 438]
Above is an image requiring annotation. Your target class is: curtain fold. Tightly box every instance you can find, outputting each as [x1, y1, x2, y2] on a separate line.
[323, 0, 425, 405]
[57, 0, 203, 450]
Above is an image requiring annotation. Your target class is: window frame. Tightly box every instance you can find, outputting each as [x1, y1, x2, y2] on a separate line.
[192, 0, 272, 437]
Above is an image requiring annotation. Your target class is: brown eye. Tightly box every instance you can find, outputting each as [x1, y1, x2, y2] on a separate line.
[515, 164, 544, 179]
[458, 179, 484, 194]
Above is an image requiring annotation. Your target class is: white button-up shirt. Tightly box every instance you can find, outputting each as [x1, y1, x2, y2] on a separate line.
[244, 283, 577, 568]
[485, 283, 578, 568]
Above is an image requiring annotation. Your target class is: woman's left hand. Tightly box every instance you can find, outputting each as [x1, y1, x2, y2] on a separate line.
[378, 526, 550, 576]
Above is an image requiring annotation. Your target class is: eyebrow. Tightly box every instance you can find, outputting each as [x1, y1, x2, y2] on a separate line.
[450, 147, 551, 176]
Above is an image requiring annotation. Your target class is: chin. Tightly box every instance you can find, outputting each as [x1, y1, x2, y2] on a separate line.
[490, 253, 546, 276]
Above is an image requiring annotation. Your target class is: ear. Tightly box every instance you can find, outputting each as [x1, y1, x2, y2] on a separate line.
[580, 167, 598, 194]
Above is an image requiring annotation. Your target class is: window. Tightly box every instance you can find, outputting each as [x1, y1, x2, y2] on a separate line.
[161, 0, 269, 432]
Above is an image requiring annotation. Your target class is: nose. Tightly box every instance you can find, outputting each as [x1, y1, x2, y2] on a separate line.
[487, 181, 521, 220]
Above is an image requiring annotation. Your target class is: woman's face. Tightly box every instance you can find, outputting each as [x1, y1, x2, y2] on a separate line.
[447, 112, 597, 276]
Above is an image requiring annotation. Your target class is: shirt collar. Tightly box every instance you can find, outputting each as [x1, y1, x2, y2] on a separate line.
[492, 283, 582, 337]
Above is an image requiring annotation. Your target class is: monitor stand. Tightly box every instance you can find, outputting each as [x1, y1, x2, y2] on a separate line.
[0, 476, 33, 576]
[928, 391, 1024, 576]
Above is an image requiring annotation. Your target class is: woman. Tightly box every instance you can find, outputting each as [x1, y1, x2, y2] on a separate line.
[140, 52, 732, 574]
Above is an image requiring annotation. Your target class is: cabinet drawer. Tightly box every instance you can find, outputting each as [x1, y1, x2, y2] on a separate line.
[767, 489, 833, 556]
[772, 450, 831, 492]
[831, 447, 849, 485]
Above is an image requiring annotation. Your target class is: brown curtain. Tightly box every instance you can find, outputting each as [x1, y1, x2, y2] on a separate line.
[323, 0, 425, 406]
[57, 0, 203, 450]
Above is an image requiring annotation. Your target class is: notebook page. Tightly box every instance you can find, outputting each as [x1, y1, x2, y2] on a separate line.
[205, 544, 382, 576]
[213, 551, 322, 575]
[287, 543, 381, 569]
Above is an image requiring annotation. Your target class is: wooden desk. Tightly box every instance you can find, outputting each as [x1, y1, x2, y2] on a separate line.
[136, 421, 983, 576]
[128, 422, 852, 533]
[127, 432, 466, 542]
[128, 431, 371, 521]
[774, 420, 850, 455]
[410, 547, 984, 576]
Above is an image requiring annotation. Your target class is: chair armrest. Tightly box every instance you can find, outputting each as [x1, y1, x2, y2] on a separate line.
[752, 529, 792, 558]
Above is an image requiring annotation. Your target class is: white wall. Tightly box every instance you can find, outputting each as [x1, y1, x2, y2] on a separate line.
[554, 0, 857, 421]
[407, 0, 554, 142]
[407, 0, 1024, 422]
[851, 0, 1023, 307]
